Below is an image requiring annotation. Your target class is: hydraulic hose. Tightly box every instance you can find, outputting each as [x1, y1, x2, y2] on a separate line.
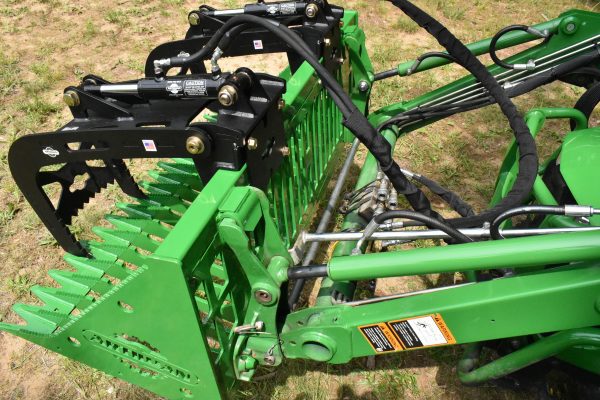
[156, 13, 439, 217]
[389, 0, 538, 228]
[489, 25, 550, 71]
[490, 205, 600, 239]
[373, 210, 474, 244]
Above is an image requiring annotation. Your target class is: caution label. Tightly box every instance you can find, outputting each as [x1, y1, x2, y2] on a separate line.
[359, 314, 455, 353]
[358, 323, 402, 353]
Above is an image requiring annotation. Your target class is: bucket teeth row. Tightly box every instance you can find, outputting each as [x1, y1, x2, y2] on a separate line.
[30, 286, 80, 314]
[48, 270, 112, 295]
[148, 170, 202, 191]
[141, 181, 197, 201]
[116, 203, 180, 225]
[104, 215, 171, 239]
[5, 159, 202, 336]
[64, 254, 130, 281]
[11, 303, 67, 334]
[156, 159, 198, 176]
[92, 227, 160, 253]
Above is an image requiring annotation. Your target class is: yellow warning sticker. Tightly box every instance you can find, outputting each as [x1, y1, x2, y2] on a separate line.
[359, 314, 455, 353]
[358, 322, 402, 353]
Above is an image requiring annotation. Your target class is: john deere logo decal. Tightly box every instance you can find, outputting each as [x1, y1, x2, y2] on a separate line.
[42, 147, 60, 158]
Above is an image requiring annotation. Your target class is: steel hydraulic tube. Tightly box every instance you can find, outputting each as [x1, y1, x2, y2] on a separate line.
[327, 230, 600, 281]
[315, 128, 398, 306]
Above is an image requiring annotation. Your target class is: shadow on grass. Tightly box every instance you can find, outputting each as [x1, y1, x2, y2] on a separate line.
[233, 344, 536, 400]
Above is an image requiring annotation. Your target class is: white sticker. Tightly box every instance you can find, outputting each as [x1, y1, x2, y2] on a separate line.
[166, 81, 183, 95]
[62, 126, 79, 131]
[42, 147, 60, 158]
[253, 40, 264, 50]
[183, 80, 207, 97]
[406, 316, 448, 346]
[142, 140, 157, 152]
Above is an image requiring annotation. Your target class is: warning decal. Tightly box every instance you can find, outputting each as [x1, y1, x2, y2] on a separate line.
[359, 314, 455, 353]
[358, 323, 402, 353]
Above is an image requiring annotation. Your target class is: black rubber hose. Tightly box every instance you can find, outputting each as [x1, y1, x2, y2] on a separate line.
[287, 265, 328, 279]
[162, 13, 439, 217]
[412, 173, 475, 217]
[373, 210, 474, 243]
[379, 97, 494, 132]
[375, 51, 457, 81]
[407, 51, 457, 75]
[374, 68, 400, 81]
[489, 25, 550, 71]
[571, 80, 600, 130]
[490, 205, 565, 239]
[389, 0, 538, 229]
[164, 16, 354, 115]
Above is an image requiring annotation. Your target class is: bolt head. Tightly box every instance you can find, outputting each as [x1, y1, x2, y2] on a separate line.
[305, 3, 319, 18]
[254, 289, 272, 304]
[358, 80, 370, 92]
[188, 12, 200, 26]
[247, 137, 259, 150]
[218, 85, 238, 107]
[63, 91, 80, 107]
[186, 135, 205, 155]
[324, 38, 331, 47]
[263, 355, 276, 365]
[280, 146, 290, 157]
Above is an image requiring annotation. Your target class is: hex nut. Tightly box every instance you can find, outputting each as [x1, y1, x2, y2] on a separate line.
[247, 137, 259, 150]
[305, 3, 319, 18]
[218, 85, 238, 107]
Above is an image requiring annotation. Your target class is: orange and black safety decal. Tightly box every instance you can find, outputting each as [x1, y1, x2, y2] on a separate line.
[359, 314, 456, 353]
[358, 323, 402, 353]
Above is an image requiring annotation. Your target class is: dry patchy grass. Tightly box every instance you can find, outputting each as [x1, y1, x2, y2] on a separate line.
[0, 0, 598, 399]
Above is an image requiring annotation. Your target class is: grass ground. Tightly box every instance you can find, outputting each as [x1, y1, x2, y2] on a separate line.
[0, 0, 598, 399]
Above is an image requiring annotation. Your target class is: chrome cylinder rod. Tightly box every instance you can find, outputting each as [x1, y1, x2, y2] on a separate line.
[302, 226, 600, 243]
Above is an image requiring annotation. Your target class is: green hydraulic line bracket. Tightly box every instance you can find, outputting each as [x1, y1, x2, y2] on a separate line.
[458, 328, 600, 384]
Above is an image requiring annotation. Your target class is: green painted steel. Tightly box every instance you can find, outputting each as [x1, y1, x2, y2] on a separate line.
[458, 328, 600, 383]
[282, 263, 600, 363]
[4, 6, 600, 399]
[268, 10, 370, 245]
[0, 10, 373, 399]
[492, 107, 600, 228]
[560, 128, 600, 225]
[370, 9, 600, 128]
[327, 229, 600, 281]
[0, 160, 239, 400]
